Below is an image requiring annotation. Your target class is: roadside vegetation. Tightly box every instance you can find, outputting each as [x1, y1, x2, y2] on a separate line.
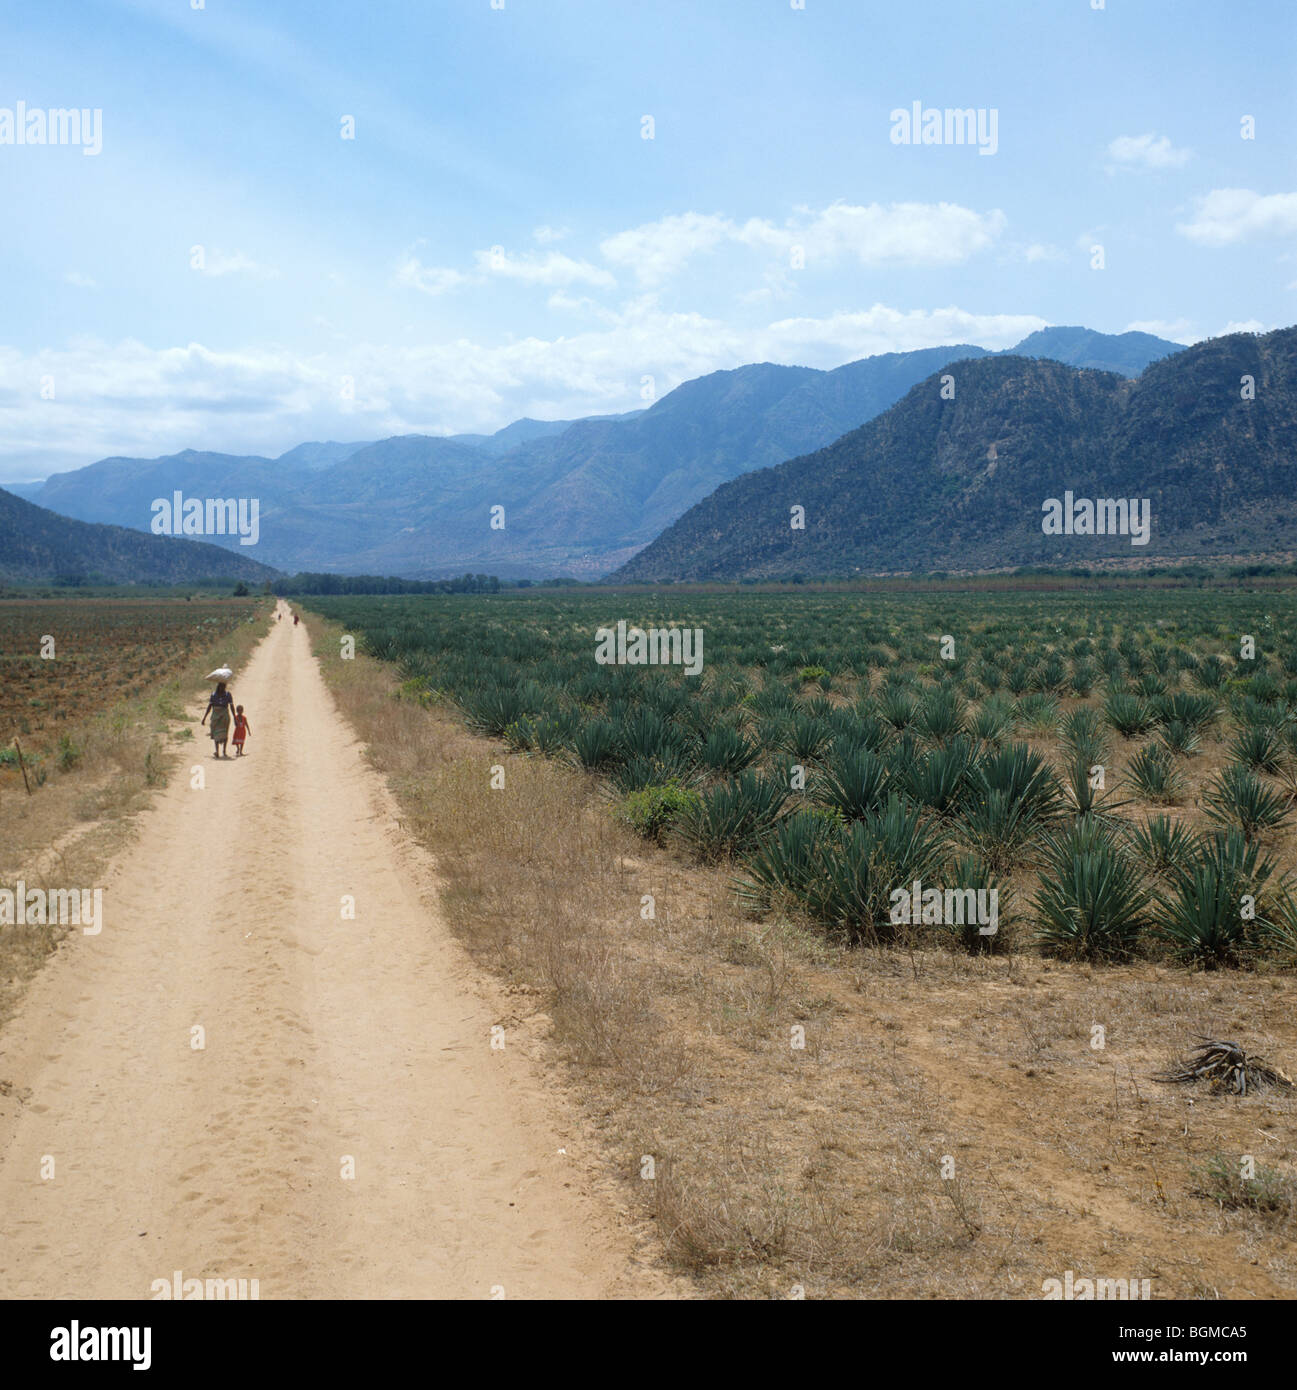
[303, 588, 1297, 1298]
[307, 589, 1297, 971]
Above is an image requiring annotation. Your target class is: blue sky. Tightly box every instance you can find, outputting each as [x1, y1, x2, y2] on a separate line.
[1, 0, 1293, 480]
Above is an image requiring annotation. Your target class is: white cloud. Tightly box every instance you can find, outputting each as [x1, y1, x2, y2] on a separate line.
[760, 202, 1007, 267]
[738, 275, 791, 306]
[601, 202, 1006, 285]
[1106, 133, 1192, 171]
[0, 302, 1047, 480]
[1218, 319, 1268, 336]
[546, 291, 620, 322]
[63, 271, 97, 288]
[395, 246, 614, 295]
[533, 224, 570, 244]
[600, 212, 734, 285]
[1177, 189, 1297, 246]
[762, 305, 1045, 358]
[394, 254, 470, 296]
[473, 247, 616, 289]
[197, 249, 274, 278]
[1126, 319, 1198, 344]
[395, 202, 1006, 304]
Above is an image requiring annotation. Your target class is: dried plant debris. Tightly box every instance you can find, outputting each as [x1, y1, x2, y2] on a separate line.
[1155, 1038, 1295, 1096]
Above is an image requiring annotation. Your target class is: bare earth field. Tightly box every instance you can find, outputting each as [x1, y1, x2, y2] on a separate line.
[0, 596, 261, 773]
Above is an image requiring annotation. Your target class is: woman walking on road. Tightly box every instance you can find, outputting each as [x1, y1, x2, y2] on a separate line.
[202, 680, 235, 758]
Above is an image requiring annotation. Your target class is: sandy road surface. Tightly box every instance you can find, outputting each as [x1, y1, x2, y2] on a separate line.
[0, 603, 668, 1299]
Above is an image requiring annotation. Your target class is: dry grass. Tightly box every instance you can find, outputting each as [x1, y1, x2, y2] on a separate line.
[306, 611, 1297, 1299]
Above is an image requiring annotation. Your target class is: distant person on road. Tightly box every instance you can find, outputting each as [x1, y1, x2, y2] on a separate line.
[231, 705, 251, 757]
[202, 681, 235, 758]
[293, 612, 299, 626]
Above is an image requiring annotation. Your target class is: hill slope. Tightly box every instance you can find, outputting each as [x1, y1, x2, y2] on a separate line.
[612, 329, 1297, 580]
[0, 487, 279, 584]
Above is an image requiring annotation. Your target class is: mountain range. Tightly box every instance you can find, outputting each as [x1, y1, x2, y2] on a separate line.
[613, 327, 1297, 581]
[9, 327, 1179, 581]
[0, 486, 279, 585]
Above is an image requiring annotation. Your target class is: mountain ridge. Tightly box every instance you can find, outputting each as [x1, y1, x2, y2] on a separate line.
[13, 326, 1182, 580]
[611, 328, 1297, 582]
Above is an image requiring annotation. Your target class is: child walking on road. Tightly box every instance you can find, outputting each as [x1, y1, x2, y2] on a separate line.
[231, 705, 252, 756]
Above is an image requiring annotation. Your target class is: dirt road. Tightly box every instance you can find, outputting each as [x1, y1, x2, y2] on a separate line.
[0, 603, 668, 1299]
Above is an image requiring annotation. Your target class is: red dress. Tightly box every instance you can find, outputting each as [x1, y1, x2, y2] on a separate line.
[232, 714, 248, 747]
